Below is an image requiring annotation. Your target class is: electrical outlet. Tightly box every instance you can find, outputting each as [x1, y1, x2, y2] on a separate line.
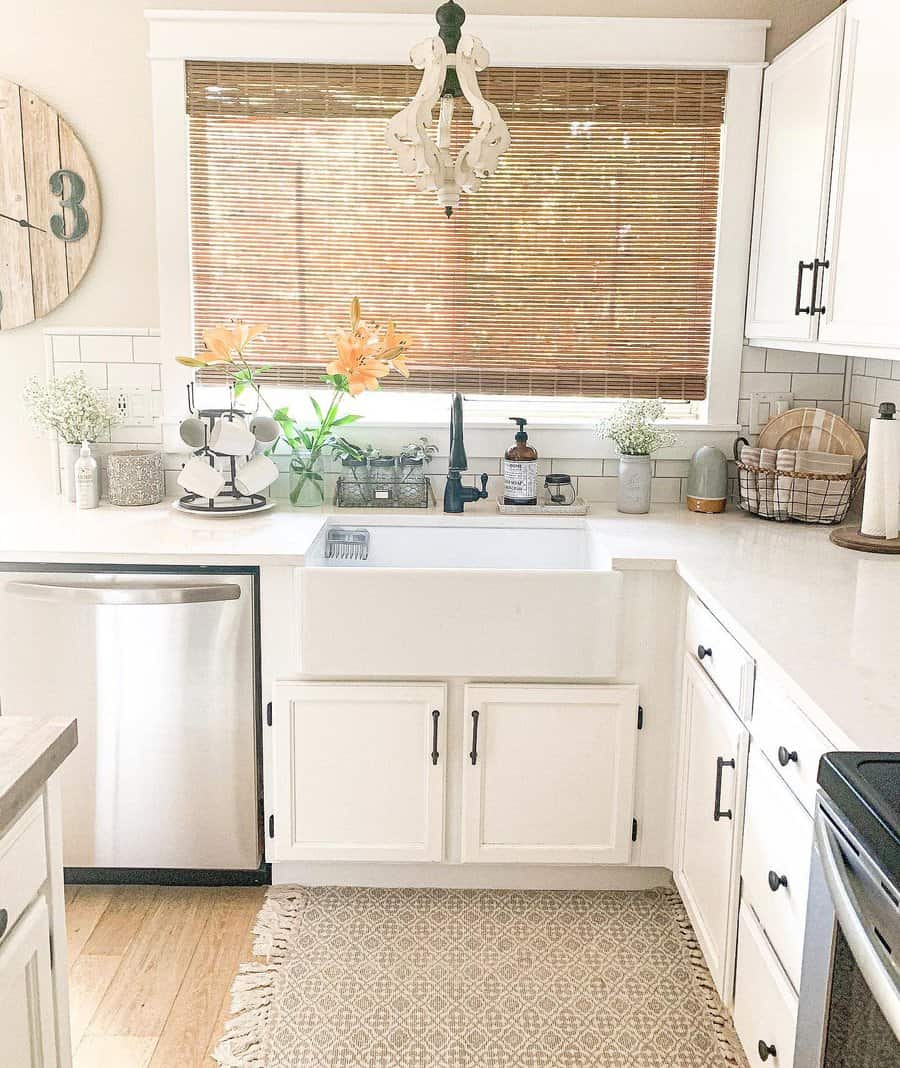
[114, 388, 155, 428]
[750, 392, 793, 435]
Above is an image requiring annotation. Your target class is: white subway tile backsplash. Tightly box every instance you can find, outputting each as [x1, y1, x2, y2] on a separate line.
[741, 346, 766, 373]
[108, 363, 161, 391]
[765, 350, 820, 374]
[893, 363, 900, 381]
[110, 423, 164, 445]
[789, 373, 845, 400]
[53, 361, 107, 388]
[654, 460, 691, 479]
[132, 337, 163, 363]
[575, 476, 618, 502]
[850, 374, 876, 405]
[739, 372, 792, 399]
[793, 398, 843, 415]
[874, 378, 900, 408]
[650, 478, 684, 503]
[817, 354, 846, 374]
[865, 358, 895, 378]
[51, 335, 80, 362]
[80, 335, 134, 363]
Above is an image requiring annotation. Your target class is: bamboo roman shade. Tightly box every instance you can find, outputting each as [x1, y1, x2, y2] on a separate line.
[186, 62, 726, 399]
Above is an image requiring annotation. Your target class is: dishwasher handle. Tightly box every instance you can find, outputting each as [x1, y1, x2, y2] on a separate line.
[5, 580, 242, 606]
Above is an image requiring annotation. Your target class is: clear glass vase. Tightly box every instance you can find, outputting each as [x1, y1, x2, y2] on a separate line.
[289, 449, 326, 508]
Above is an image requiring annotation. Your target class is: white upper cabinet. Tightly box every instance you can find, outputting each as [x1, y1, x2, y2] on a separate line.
[461, 684, 639, 865]
[818, 0, 900, 349]
[745, 0, 900, 356]
[269, 681, 447, 863]
[674, 655, 749, 1005]
[745, 10, 844, 342]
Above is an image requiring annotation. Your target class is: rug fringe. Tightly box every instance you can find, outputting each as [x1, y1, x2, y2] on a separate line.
[212, 889, 308, 1067]
[663, 887, 747, 1067]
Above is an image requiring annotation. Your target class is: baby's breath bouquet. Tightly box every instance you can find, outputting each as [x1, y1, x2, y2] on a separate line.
[597, 399, 678, 456]
[24, 372, 117, 444]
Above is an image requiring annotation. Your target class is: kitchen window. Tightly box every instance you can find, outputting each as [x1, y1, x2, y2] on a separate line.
[185, 61, 726, 403]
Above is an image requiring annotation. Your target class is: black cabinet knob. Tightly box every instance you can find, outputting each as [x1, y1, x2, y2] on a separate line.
[758, 1040, 777, 1061]
[777, 746, 798, 767]
[697, 644, 712, 661]
[768, 870, 788, 892]
[0, 908, 7, 939]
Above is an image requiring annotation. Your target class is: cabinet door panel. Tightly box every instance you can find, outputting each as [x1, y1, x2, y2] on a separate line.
[462, 684, 639, 864]
[270, 682, 446, 862]
[819, 0, 900, 349]
[674, 655, 749, 1005]
[745, 11, 843, 341]
[0, 897, 58, 1068]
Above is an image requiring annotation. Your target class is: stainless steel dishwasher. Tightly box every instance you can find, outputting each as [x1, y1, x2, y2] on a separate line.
[0, 566, 262, 882]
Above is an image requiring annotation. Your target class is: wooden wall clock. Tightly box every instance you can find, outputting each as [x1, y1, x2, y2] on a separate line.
[0, 78, 101, 330]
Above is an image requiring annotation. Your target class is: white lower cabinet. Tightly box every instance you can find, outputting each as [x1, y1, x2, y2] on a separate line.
[0, 896, 59, 1068]
[733, 902, 798, 1068]
[461, 684, 639, 864]
[270, 681, 447, 862]
[674, 655, 749, 1004]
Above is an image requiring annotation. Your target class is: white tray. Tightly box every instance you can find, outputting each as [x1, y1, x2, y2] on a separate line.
[496, 497, 590, 516]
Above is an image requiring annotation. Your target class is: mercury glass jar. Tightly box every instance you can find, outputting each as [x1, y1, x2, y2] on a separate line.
[617, 454, 652, 514]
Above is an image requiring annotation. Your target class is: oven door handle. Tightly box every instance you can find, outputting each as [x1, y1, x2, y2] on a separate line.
[816, 811, 900, 1042]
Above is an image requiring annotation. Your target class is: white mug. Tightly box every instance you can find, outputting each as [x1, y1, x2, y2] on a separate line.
[234, 454, 279, 496]
[178, 417, 206, 450]
[209, 417, 256, 456]
[177, 456, 225, 499]
[250, 416, 280, 447]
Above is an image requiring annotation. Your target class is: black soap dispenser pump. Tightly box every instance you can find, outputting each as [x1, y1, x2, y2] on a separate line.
[503, 417, 538, 506]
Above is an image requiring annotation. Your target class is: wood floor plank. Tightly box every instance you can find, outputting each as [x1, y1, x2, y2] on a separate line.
[65, 884, 81, 905]
[74, 1035, 158, 1068]
[87, 887, 218, 1039]
[67, 886, 115, 964]
[83, 886, 160, 957]
[203, 894, 267, 1066]
[69, 954, 123, 1048]
[150, 888, 264, 1068]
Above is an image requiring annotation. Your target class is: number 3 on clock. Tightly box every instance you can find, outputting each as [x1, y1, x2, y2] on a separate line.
[49, 168, 88, 242]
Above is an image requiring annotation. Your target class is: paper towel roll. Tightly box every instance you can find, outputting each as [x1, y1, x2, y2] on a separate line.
[861, 403, 900, 539]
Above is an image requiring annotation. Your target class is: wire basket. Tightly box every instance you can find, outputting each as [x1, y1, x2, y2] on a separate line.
[334, 474, 435, 509]
[735, 459, 866, 525]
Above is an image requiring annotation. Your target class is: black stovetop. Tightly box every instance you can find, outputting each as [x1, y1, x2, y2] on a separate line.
[819, 752, 900, 884]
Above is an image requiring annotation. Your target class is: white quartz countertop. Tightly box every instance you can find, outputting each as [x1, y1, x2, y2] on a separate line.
[1, 498, 898, 753]
[0, 715, 78, 833]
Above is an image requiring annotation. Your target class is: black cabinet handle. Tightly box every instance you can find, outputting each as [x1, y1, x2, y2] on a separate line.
[758, 1039, 777, 1061]
[697, 644, 712, 661]
[777, 746, 798, 767]
[768, 870, 788, 892]
[794, 259, 814, 315]
[714, 756, 735, 821]
[431, 709, 440, 766]
[0, 907, 7, 940]
[810, 257, 829, 315]
[469, 709, 480, 765]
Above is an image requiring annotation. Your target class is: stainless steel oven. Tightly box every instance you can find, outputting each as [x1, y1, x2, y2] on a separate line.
[795, 753, 900, 1067]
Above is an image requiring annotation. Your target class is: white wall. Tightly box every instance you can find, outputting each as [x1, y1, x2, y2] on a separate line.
[1, 0, 842, 501]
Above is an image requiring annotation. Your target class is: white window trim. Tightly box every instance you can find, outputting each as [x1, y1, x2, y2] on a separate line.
[146, 9, 767, 449]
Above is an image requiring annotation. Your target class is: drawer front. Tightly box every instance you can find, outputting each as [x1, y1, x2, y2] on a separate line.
[733, 901, 798, 1068]
[0, 799, 47, 944]
[685, 595, 755, 719]
[741, 748, 813, 990]
[752, 670, 832, 815]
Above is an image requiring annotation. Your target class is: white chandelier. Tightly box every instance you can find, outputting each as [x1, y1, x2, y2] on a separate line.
[386, 0, 511, 217]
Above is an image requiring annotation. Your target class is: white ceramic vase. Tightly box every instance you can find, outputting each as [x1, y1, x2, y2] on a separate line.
[617, 453, 652, 514]
[59, 442, 81, 502]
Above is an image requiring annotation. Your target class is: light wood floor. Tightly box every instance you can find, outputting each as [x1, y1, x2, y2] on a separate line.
[65, 884, 265, 1068]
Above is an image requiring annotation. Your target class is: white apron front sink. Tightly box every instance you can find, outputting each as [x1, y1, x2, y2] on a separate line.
[299, 520, 621, 679]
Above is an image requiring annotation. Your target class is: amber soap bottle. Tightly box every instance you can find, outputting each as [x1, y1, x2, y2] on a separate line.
[503, 417, 538, 505]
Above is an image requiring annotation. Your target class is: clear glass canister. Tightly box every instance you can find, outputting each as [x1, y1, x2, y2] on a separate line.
[369, 456, 397, 504]
[543, 473, 576, 507]
[338, 456, 370, 507]
[398, 456, 427, 506]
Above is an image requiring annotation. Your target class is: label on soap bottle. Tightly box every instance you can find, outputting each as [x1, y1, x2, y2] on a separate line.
[504, 460, 537, 505]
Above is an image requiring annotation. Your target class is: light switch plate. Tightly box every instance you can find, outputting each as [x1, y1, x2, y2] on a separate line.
[750, 392, 793, 435]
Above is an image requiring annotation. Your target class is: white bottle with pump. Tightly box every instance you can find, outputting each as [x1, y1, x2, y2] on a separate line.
[503, 417, 538, 506]
[75, 440, 100, 509]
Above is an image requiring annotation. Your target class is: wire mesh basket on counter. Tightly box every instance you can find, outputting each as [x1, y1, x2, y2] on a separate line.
[335, 473, 435, 509]
[735, 459, 866, 524]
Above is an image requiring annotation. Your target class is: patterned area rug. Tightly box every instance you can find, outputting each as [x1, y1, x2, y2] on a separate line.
[214, 886, 746, 1068]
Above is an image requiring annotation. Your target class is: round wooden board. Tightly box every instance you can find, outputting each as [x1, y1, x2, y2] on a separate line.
[759, 408, 865, 463]
[830, 525, 900, 554]
[0, 78, 101, 330]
